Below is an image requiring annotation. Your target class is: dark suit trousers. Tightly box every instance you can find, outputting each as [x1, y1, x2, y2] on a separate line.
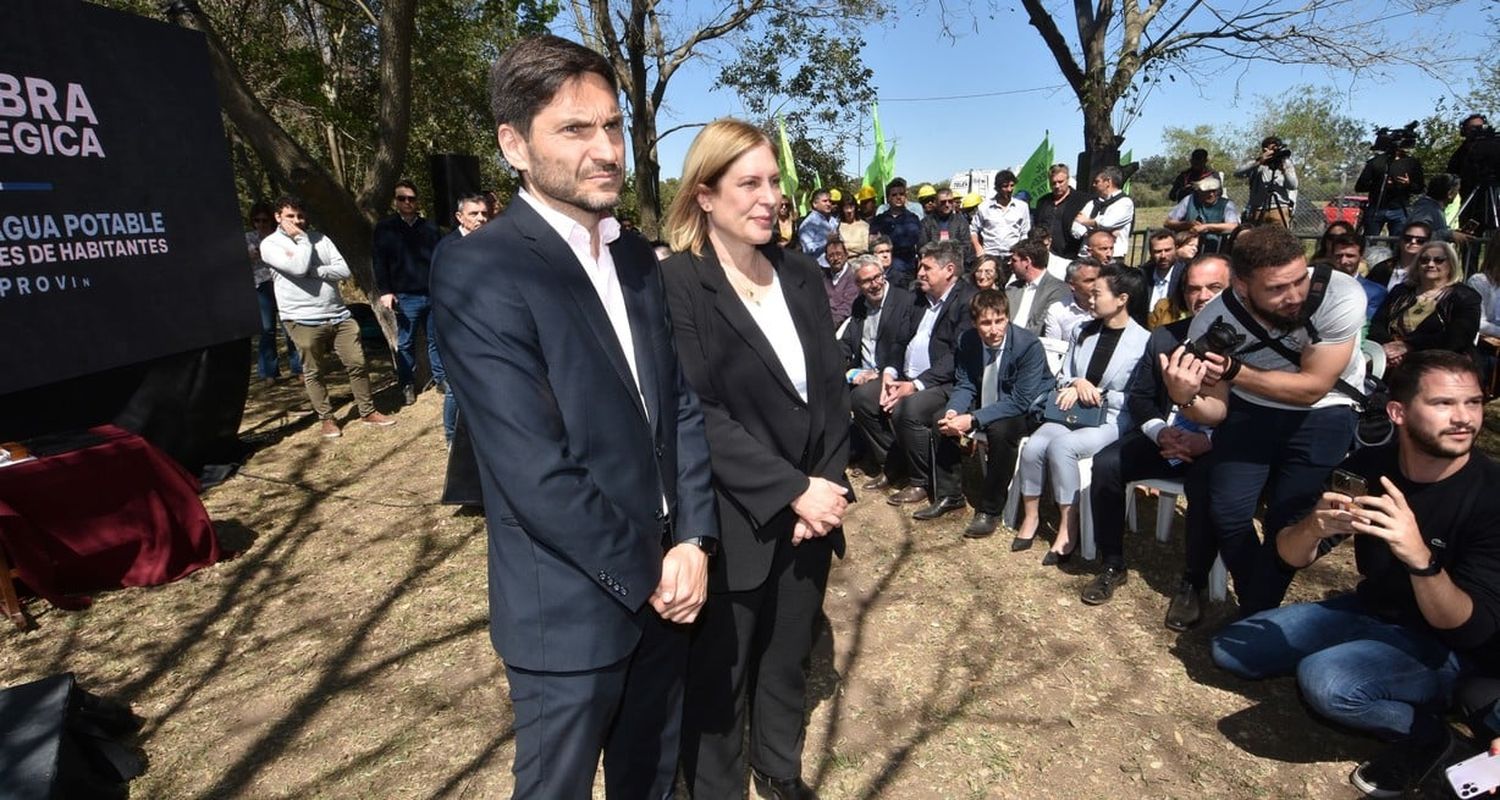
[682, 533, 833, 797]
[893, 386, 951, 490]
[1091, 432, 1218, 585]
[933, 415, 1028, 512]
[851, 380, 904, 480]
[505, 607, 687, 800]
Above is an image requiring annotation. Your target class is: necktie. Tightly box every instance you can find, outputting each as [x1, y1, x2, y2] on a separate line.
[981, 346, 1000, 408]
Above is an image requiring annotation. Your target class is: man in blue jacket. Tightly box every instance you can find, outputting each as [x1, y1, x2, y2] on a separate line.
[927, 289, 1052, 537]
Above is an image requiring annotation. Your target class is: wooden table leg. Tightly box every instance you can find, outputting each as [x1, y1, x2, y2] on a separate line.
[0, 545, 30, 630]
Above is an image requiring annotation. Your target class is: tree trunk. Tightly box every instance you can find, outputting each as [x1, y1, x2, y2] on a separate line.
[1079, 100, 1120, 182]
[631, 112, 662, 237]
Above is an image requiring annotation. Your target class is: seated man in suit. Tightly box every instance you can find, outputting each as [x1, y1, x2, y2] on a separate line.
[842, 255, 912, 473]
[1005, 239, 1071, 335]
[852, 240, 976, 507]
[1132, 230, 1184, 326]
[1079, 254, 1231, 631]
[929, 290, 1052, 535]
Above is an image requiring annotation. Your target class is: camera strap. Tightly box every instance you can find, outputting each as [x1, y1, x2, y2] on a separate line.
[1219, 261, 1369, 406]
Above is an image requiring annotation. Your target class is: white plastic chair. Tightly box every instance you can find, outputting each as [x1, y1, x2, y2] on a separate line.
[1361, 338, 1387, 380]
[1120, 477, 1230, 602]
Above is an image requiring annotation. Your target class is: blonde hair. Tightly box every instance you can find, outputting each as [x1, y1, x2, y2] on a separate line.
[1407, 241, 1463, 289]
[664, 118, 776, 255]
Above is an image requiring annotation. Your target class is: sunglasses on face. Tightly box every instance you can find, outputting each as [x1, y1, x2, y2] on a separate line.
[1419, 255, 1448, 264]
[395, 195, 417, 202]
[1403, 235, 1428, 243]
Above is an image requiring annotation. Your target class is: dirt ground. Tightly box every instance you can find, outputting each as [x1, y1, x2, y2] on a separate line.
[4, 353, 1496, 799]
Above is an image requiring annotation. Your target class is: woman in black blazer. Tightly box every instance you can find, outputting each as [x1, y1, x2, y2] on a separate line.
[661, 118, 852, 799]
[1369, 240, 1481, 367]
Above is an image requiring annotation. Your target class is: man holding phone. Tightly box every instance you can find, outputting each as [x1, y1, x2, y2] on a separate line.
[1209, 351, 1500, 798]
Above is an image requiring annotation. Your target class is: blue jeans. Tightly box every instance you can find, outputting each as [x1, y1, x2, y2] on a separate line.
[1364, 206, 1408, 238]
[256, 281, 301, 379]
[1212, 594, 1463, 744]
[1204, 398, 1355, 614]
[442, 387, 457, 444]
[393, 292, 444, 388]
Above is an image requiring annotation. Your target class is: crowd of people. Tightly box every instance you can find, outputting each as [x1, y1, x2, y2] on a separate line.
[240, 30, 1500, 798]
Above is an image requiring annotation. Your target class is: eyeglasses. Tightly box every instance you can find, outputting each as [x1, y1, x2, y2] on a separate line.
[395, 195, 417, 202]
[1418, 255, 1449, 264]
[889, 191, 907, 198]
[1402, 235, 1429, 243]
[939, 199, 956, 206]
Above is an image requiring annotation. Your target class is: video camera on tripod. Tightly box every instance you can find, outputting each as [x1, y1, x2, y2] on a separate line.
[1370, 122, 1419, 156]
[1454, 119, 1500, 237]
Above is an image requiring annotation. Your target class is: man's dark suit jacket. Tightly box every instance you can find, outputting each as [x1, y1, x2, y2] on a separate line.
[944, 325, 1053, 426]
[1124, 317, 1192, 430]
[430, 198, 717, 673]
[1129, 262, 1183, 326]
[661, 244, 851, 593]
[882, 281, 978, 389]
[839, 284, 913, 372]
[1005, 272, 1070, 334]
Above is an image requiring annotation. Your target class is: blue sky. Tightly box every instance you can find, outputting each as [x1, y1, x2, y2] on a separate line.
[628, 0, 1494, 183]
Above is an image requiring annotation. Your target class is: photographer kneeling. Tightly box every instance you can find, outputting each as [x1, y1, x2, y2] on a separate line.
[1210, 351, 1500, 798]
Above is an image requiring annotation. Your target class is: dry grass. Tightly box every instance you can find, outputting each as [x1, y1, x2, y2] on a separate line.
[4, 356, 1499, 798]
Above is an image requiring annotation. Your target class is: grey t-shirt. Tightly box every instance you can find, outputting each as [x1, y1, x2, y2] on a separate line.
[1188, 268, 1367, 410]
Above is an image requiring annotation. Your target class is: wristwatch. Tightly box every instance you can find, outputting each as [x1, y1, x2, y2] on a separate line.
[1407, 556, 1442, 577]
[681, 536, 718, 557]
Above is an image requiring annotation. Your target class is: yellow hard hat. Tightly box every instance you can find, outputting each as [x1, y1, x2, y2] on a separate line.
[828, 188, 843, 202]
[855, 185, 877, 202]
[961, 193, 982, 210]
[915, 184, 937, 200]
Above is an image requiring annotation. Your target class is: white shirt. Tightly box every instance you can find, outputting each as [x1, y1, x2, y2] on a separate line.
[1046, 253, 1071, 281]
[1071, 190, 1135, 259]
[1041, 297, 1094, 343]
[1147, 265, 1175, 311]
[735, 272, 808, 402]
[860, 294, 886, 371]
[1013, 279, 1040, 331]
[518, 190, 647, 421]
[970, 197, 1032, 256]
[894, 283, 955, 388]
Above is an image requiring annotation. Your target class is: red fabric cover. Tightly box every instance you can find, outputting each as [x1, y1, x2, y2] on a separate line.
[0, 425, 219, 605]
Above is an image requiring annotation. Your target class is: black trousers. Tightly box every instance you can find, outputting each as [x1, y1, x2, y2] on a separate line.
[933, 414, 1029, 513]
[1088, 431, 1217, 586]
[681, 533, 834, 797]
[504, 607, 687, 800]
[891, 386, 951, 491]
[850, 380, 899, 477]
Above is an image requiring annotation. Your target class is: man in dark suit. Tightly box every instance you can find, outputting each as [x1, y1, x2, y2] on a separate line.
[1004, 239, 1071, 334]
[1079, 254, 1230, 631]
[1131, 230, 1184, 325]
[429, 35, 718, 800]
[841, 255, 912, 474]
[432, 192, 489, 447]
[851, 240, 977, 508]
[929, 290, 1052, 535]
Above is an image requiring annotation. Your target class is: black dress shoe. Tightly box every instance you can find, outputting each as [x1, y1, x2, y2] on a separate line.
[963, 512, 1000, 538]
[1165, 579, 1203, 631]
[1080, 566, 1128, 605]
[752, 767, 817, 800]
[1010, 534, 1035, 552]
[912, 495, 966, 520]
[887, 486, 928, 506]
[862, 474, 892, 491]
[1041, 547, 1074, 567]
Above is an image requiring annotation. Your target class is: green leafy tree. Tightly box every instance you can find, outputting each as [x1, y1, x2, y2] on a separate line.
[1244, 84, 1367, 192]
[1158, 125, 1238, 178]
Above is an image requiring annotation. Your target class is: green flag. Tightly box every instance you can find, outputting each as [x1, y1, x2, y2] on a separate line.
[863, 103, 895, 198]
[1120, 149, 1134, 193]
[775, 115, 800, 215]
[1015, 132, 1052, 208]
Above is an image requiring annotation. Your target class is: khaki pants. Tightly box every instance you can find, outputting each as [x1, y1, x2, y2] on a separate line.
[284, 317, 375, 419]
[1248, 206, 1291, 228]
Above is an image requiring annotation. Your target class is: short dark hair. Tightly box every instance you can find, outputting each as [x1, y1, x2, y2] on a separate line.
[248, 201, 273, 219]
[1387, 350, 1482, 404]
[970, 288, 1010, 320]
[1462, 113, 1488, 127]
[869, 233, 892, 251]
[810, 188, 831, 203]
[1401, 219, 1433, 238]
[489, 35, 618, 138]
[1099, 262, 1143, 304]
[1191, 148, 1208, 160]
[1329, 232, 1364, 254]
[1427, 173, 1459, 200]
[273, 194, 305, 214]
[1011, 240, 1049, 267]
[919, 240, 964, 270]
[1228, 225, 1304, 280]
[394, 179, 417, 195]
[1261, 135, 1282, 149]
[1149, 229, 1176, 246]
[886, 177, 907, 195]
[995, 169, 1018, 186]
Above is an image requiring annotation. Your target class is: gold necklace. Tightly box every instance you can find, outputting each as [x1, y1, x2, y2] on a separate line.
[723, 257, 773, 306]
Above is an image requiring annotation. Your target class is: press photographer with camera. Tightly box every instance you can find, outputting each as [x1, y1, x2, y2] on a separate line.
[1235, 136, 1298, 228]
[1448, 113, 1500, 238]
[1161, 226, 1367, 615]
[1355, 123, 1425, 238]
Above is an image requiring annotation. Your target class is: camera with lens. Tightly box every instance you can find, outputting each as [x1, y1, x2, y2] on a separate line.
[1182, 316, 1246, 360]
[1371, 121, 1419, 155]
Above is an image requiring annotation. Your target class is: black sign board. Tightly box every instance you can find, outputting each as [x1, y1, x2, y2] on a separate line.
[0, 0, 258, 394]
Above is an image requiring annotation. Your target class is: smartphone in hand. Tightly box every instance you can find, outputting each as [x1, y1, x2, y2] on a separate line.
[1447, 750, 1500, 798]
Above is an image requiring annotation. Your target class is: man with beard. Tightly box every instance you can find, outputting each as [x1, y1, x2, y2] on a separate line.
[970, 169, 1032, 260]
[1212, 351, 1500, 798]
[430, 34, 717, 798]
[921, 187, 975, 265]
[1163, 226, 1367, 616]
[1133, 230, 1184, 326]
[1079, 254, 1231, 627]
[1034, 163, 1088, 258]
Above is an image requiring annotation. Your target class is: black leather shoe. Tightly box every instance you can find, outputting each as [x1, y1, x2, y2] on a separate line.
[1041, 547, 1074, 567]
[1010, 534, 1035, 552]
[963, 512, 1000, 538]
[1080, 566, 1128, 605]
[1165, 579, 1203, 631]
[862, 474, 892, 491]
[913, 495, 966, 520]
[752, 767, 817, 800]
[887, 486, 928, 506]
